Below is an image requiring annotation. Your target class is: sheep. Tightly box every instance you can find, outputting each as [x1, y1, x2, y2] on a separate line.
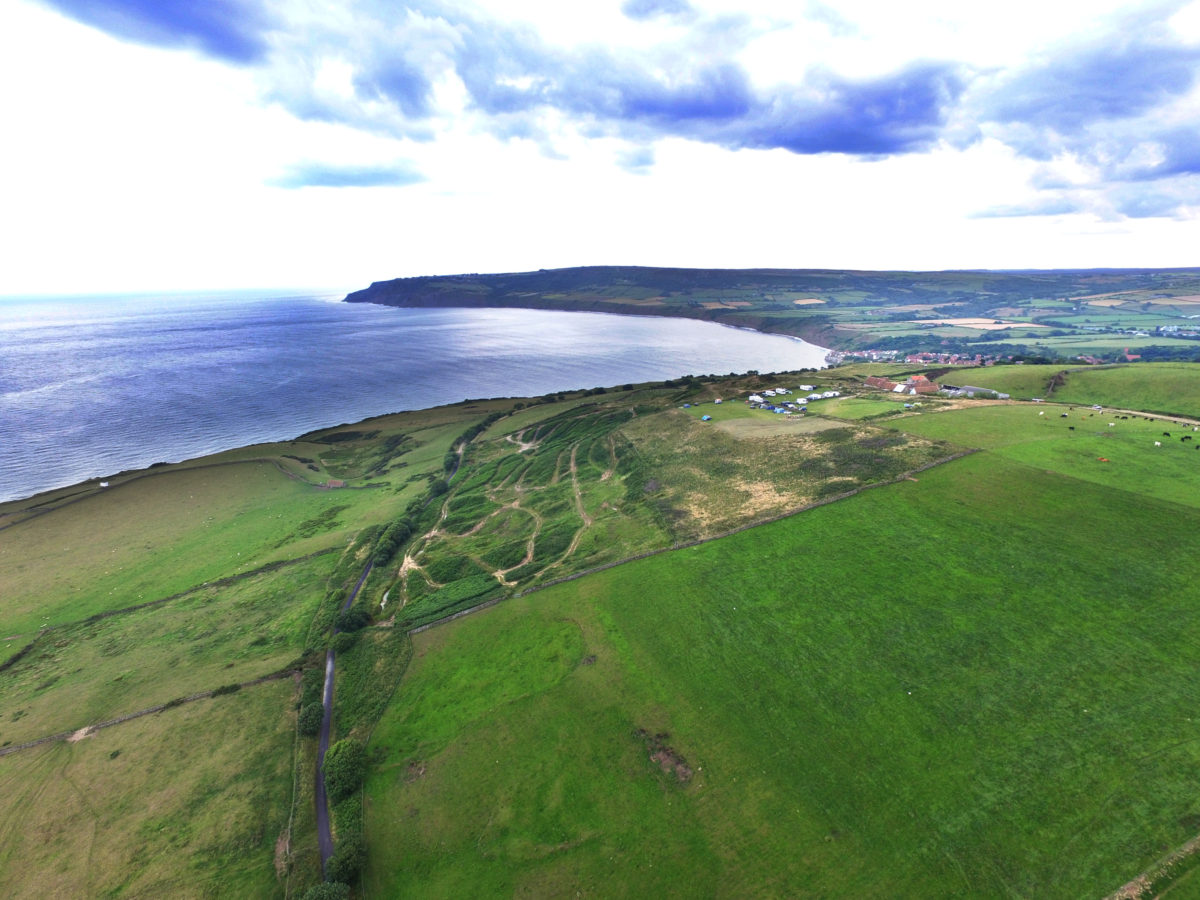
[1163, 432, 1172, 437]
[1155, 441, 1162, 447]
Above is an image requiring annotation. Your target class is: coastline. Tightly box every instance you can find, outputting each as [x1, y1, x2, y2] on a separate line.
[0, 300, 827, 506]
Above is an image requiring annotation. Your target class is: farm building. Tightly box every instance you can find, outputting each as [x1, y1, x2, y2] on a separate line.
[865, 376, 898, 391]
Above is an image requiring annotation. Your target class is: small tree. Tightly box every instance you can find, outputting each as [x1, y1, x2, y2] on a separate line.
[334, 606, 370, 632]
[298, 701, 324, 736]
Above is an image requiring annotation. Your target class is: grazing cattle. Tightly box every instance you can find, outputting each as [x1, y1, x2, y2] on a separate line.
[1068, 426, 1075, 430]
[1185, 436, 1194, 442]
[1155, 441, 1162, 447]
[1109, 423, 1115, 427]
[1060, 413, 1068, 418]
[1164, 432, 1171, 437]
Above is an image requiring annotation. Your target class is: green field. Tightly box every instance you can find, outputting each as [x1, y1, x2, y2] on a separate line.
[365, 449, 1200, 897]
[0, 680, 296, 899]
[945, 362, 1200, 417]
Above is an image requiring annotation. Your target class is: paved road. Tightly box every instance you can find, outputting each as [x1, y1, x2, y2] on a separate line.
[315, 561, 372, 874]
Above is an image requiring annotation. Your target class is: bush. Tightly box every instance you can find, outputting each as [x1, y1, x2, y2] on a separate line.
[302, 883, 349, 900]
[301, 667, 324, 707]
[323, 739, 366, 803]
[334, 606, 370, 632]
[299, 701, 324, 736]
[331, 631, 359, 654]
[326, 833, 366, 884]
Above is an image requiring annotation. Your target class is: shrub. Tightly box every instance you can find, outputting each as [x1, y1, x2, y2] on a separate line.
[301, 883, 349, 900]
[331, 631, 359, 654]
[326, 833, 366, 884]
[323, 739, 366, 803]
[301, 667, 324, 707]
[299, 701, 324, 736]
[334, 606, 370, 632]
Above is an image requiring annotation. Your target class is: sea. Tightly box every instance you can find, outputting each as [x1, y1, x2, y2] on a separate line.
[0, 290, 827, 504]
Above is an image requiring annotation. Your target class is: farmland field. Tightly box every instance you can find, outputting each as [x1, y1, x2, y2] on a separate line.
[363, 449, 1200, 897]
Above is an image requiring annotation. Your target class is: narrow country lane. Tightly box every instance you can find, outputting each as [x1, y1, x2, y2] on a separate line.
[315, 560, 372, 874]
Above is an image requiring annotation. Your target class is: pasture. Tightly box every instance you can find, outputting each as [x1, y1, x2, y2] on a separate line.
[895, 403, 1200, 508]
[364, 450, 1200, 898]
[0, 680, 296, 899]
[946, 362, 1200, 417]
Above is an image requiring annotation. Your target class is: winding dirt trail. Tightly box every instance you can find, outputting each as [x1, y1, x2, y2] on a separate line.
[600, 434, 618, 481]
[569, 445, 592, 527]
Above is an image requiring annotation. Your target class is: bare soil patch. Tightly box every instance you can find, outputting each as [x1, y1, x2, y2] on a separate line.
[635, 728, 693, 783]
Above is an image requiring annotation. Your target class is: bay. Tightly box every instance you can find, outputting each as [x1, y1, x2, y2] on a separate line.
[0, 291, 826, 503]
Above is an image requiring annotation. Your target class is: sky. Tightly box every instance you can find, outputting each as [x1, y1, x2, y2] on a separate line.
[2, 0, 1200, 294]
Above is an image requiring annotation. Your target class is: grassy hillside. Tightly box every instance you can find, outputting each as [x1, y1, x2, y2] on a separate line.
[941, 362, 1200, 416]
[4, 364, 1200, 897]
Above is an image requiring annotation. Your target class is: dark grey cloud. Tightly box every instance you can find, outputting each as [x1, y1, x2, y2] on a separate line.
[37, 0, 273, 63]
[270, 161, 426, 189]
[621, 0, 694, 22]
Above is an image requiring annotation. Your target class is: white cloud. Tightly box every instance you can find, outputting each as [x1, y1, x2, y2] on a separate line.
[3, 0, 1199, 295]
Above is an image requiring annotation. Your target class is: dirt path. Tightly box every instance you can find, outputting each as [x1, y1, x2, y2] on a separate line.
[569, 445, 592, 527]
[494, 505, 544, 585]
[505, 430, 540, 453]
[600, 434, 617, 481]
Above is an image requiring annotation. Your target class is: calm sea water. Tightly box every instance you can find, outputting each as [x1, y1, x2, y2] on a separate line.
[0, 291, 826, 503]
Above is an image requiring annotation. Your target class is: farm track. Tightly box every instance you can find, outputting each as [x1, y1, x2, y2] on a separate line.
[0, 668, 299, 758]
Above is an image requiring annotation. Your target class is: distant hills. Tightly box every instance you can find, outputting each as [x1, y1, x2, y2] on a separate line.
[345, 265, 1200, 360]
